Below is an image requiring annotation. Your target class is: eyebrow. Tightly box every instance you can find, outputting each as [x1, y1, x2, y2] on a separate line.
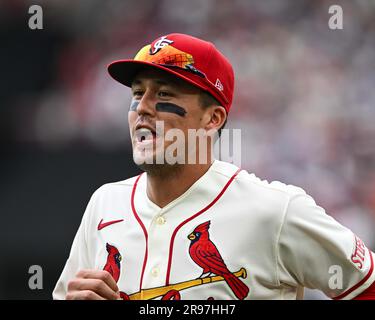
[131, 78, 176, 88]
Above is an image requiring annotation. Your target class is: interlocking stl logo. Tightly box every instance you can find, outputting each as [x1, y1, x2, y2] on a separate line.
[150, 36, 174, 55]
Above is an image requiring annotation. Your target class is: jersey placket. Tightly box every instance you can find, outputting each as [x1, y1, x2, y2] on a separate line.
[133, 161, 241, 298]
[141, 207, 172, 290]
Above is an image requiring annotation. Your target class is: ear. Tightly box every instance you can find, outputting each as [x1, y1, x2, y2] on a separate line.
[204, 106, 227, 133]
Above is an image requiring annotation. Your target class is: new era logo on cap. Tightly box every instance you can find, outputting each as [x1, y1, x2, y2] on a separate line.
[108, 33, 235, 113]
[215, 79, 224, 91]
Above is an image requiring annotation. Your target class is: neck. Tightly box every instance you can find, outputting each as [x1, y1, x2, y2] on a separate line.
[146, 162, 213, 208]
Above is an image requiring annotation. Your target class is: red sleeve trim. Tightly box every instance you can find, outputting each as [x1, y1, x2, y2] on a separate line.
[353, 280, 375, 300]
[333, 250, 374, 300]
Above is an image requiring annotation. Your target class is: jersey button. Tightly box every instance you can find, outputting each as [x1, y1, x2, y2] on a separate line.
[156, 216, 166, 225]
[151, 267, 160, 277]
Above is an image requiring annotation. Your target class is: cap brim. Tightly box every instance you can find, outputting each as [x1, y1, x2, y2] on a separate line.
[108, 60, 218, 98]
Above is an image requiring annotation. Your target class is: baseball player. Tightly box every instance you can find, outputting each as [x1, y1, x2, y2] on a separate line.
[53, 33, 375, 300]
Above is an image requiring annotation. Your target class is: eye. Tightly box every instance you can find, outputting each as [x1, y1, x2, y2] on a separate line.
[158, 91, 171, 98]
[132, 90, 143, 98]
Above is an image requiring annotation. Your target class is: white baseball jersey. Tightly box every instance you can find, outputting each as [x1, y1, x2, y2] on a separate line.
[53, 160, 375, 300]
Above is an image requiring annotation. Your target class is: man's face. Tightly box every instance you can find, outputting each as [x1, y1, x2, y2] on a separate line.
[128, 68, 211, 168]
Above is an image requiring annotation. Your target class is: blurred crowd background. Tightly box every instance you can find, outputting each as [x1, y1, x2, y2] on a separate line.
[0, 0, 374, 299]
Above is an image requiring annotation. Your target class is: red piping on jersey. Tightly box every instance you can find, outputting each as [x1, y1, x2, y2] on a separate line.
[353, 279, 375, 300]
[130, 173, 148, 291]
[333, 249, 374, 300]
[165, 168, 241, 285]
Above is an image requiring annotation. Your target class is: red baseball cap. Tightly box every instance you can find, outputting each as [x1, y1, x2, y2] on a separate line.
[108, 33, 234, 113]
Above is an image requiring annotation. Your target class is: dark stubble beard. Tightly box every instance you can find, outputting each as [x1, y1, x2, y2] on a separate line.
[132, 135, 192, 178]
[135, 160, 185, 179]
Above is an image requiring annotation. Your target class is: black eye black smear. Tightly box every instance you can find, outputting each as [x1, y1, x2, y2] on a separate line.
[129, 100, 139, 112]
[156, 102, 187, 117]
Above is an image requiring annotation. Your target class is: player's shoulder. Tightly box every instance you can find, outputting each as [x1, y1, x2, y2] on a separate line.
[238, 169, 307, 198]
[215, 160, 307, 198]
[215, 160, 313, 228]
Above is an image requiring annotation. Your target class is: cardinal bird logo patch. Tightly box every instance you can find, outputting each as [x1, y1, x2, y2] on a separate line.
[103, 243, 122, 282]
[188, 221, 250, 300]
[102, 243, 130, 300]
[101, 225, 249, 300]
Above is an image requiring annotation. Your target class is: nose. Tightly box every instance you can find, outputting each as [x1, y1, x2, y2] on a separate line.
[136, 89, 156, 117]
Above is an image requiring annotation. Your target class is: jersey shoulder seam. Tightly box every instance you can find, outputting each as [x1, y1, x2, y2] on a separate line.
[235, 171, 307, 197]
[274, 192, 292, 286]
[274, 191, 311, 287]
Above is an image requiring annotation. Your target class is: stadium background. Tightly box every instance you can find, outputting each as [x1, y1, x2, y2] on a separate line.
[0, 0, 374, 299]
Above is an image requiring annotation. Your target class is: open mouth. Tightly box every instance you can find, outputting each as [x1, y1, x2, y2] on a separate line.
[135, 128, 157, 143]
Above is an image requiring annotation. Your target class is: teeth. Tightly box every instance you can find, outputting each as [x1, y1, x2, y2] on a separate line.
[135, 128, 155, 142]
